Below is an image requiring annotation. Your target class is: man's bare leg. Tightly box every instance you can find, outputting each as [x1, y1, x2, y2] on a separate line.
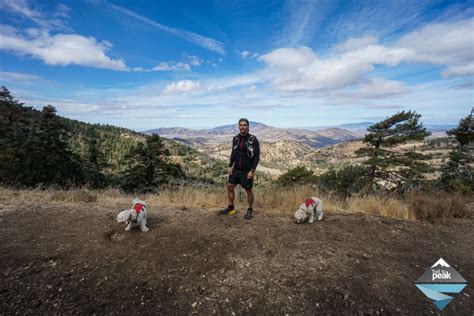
[245, 188, 254, 209]
[227, 183, 236, 206]
[244, 188, 254, 219]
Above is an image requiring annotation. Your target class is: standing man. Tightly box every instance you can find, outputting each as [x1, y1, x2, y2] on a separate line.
[220, 118, 260, 219]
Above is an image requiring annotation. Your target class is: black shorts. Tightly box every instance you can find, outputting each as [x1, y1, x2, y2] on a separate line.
[228, 169, 253, 189]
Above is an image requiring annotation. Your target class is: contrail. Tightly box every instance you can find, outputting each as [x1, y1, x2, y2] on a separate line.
[102, 0, 226, 56]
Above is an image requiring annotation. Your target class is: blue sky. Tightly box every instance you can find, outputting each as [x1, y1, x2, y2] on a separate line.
[1, 0, 473, 130]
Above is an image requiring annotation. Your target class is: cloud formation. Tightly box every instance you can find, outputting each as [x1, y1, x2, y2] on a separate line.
[259, 45, 412, 92]
[397, 19, 474, 77]
[0, 71, 44, 83]
[101, 0, 226, 56]
[0, 0, 72, 31]
[163, 80, 201, 95]
[258, 19, 473, 93]
[152, 62, 191, 72]
[0, 27, 128, 70]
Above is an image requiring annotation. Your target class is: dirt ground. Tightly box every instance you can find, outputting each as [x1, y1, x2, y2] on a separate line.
[1, 195, 473, 315]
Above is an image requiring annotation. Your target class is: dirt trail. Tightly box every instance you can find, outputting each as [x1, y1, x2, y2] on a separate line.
[0, 198, 473, 315]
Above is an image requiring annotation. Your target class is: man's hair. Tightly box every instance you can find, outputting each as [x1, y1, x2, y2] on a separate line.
[239, 118, 249, 126]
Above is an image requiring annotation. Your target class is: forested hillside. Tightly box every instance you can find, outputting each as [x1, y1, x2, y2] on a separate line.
[0, 87, 226, 191]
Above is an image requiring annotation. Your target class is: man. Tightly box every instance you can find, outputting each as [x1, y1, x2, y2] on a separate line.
[220, 118, 260, 219]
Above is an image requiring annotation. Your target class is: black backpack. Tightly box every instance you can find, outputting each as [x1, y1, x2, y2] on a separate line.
[233, 134, 256, 159]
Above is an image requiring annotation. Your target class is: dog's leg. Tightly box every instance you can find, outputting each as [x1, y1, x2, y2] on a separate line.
[125, 222, 132, 231]
[140, 213, 149, 232]
[316, 200, 324, 221]
[308, 207, 315, 224]
[140, 223, 149, 232]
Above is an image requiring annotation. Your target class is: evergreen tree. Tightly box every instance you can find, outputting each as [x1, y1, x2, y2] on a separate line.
[18, 105, 83, 187]
[356, 111, 431, 192]
[439, 110, 474, 192]
[81, 127, 107, 188]
[277, 166, 317, 187]
[121, 135, 184, 193]
[0, 87, 35, 185]
[318, 165, 371, 198]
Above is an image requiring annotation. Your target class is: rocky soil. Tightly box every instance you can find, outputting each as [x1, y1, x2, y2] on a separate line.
[1, 196, 473, 315]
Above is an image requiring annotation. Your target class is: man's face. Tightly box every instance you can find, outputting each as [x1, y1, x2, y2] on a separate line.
[239, 121, 249, 135]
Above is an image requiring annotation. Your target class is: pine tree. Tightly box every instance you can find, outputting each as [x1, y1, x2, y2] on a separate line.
[121, 135, 184, 193]
[18, 105, 83, 187]
[439, 110, 474, 192]
[81, 127, 107, 188]
[356, 111, 431, 192]
[0, 87, 34, 185]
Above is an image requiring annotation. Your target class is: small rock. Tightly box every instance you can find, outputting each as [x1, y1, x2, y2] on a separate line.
[30, 299, 41, 307]
[191, 302, 198, 308]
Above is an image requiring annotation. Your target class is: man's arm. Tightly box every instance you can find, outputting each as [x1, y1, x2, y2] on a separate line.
[251, 137, 260, 171]
[229, 136, 236, 175]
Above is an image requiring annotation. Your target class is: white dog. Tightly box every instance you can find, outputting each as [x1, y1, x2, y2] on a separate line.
[117, 198, 149, 232]
[294, 197, 323, 224]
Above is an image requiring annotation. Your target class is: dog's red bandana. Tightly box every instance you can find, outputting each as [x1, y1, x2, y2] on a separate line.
[305, 198, 316, 207]
[133, 203, 145, 215]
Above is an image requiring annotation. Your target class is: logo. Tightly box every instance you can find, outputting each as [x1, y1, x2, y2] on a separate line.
[415, 258, 467, 311]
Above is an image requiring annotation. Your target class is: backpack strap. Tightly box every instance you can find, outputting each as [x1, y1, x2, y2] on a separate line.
[248, 135, 255, 145]
[233, 135, 240, 150]
[247, 134, 255, 159]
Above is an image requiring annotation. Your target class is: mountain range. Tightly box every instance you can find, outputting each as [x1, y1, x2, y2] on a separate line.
[145, 122, 455, 149]
[146, 122, 360, 148]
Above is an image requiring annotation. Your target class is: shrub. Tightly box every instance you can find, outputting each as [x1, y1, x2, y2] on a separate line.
[276, 166, 317, 187]
[318, 165, 371, 198]
[407, 191, 471, 222]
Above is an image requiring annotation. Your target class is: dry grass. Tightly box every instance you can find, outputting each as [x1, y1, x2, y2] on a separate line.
[345, 195, 411, 219]
[0, 186, 471, 222]
[406, 191, 471, 223]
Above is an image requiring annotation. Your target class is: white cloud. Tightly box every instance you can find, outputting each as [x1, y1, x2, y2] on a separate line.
[258, 45, 412, 92]
[185, 54, 201, 66]
[152, 62, 191, 72]
[355, 78, 409, 98]
[397, 19, 474, 78]
[0, 28, 128, 71]
[240, 50, 260, 59]
[0, 0, 39, 18]
[101, 0, 226, 56]
[0, 71, 44, 83]
[205, 74, 262, 92]
[0, 0, 71, 31]
[335, 35, 378, 52]
[397, 19, 473, 65]
[240, 50, 251, 58]
[163, 80, 201, 95]
[442, 63, 474, 78]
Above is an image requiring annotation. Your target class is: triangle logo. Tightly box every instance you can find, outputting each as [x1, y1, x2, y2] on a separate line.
[415, 258, 468, 311]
